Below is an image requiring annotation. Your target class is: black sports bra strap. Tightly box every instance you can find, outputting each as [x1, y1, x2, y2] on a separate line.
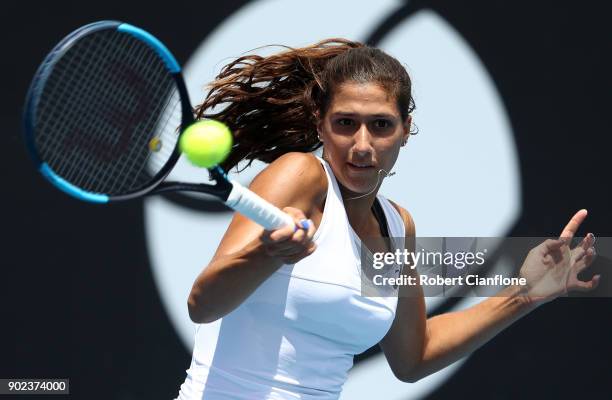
[372, 197, 390, 238]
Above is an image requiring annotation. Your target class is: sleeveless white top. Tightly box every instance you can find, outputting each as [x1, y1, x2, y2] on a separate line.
[176, 156, 406, 400]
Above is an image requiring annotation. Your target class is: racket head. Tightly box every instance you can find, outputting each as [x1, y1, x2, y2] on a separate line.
[24, 20, 193, 203]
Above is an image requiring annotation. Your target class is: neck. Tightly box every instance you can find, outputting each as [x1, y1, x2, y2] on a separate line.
[337, 181, 380, 235]
[320, 151, 384, 235]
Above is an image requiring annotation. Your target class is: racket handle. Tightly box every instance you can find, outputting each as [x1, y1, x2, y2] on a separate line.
[225, 180, 295, 230]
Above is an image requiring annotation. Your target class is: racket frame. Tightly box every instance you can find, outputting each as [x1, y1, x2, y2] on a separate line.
[23, 20, 233, 203]
[24, 20, 294, 229]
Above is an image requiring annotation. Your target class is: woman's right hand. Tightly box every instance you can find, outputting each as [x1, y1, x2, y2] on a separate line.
[260, 206, 317, 264]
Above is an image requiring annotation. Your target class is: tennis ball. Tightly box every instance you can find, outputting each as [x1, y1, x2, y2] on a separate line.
[179, 120, 233, 168]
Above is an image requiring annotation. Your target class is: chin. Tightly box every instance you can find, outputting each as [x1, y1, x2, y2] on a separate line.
[339, 168, 379, 194]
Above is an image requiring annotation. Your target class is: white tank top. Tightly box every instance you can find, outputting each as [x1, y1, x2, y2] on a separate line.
[176, 156, 406, 400]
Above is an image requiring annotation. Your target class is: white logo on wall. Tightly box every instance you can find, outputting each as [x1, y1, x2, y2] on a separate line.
[144, 1, 520, 399]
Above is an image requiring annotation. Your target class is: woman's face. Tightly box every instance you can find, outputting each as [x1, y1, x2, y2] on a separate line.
[317, 81, 410, 196]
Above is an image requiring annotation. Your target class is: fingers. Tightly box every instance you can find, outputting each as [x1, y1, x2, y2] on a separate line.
[538, 238, 569, 265]
[566, 232, 598, 293]
[264, 229, 305, 253]
[260, 206, 317, 263]
[572, 232, 595, 262]
[261, 207, 308, 242]
[542, 238, 566, 253]
[573, 246, 597, 274]
[559, 209, 588, 241]
[571, 274, 601, 292]
[582, 232, 596, 250]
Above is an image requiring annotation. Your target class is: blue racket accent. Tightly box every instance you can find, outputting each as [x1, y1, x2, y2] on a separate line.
[118, 23, 181, 73]
[214, 166, 229, 180]
[40, 163, 109, 203]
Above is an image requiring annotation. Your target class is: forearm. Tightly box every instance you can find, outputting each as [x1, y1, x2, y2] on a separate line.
[188, 239, 283, 323]
[411, 285, 539, 380]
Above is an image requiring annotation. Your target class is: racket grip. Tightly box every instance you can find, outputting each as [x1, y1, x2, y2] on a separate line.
[225, 180, 295, 230]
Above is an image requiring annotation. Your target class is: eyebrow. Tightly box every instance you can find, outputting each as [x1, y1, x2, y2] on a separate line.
[332, 111, 397, 119]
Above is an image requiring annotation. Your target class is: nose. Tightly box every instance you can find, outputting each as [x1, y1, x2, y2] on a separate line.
[352, 124, 374, 158]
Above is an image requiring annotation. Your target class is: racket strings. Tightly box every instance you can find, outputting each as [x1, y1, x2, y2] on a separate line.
[91, 33, 176, 192]
[117, 85, 180, 194]
[38, 33, 109, 170]
[141, 91, 182, 177]
[35, 28, 182, 196]
[106, 44, 181, 194]
[38, 31, 135, 189]
[103, 37, 176, 194]
[47, 32, 136, 189]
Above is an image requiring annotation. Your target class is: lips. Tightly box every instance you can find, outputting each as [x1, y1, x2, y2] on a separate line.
[347, 162, 375, 171]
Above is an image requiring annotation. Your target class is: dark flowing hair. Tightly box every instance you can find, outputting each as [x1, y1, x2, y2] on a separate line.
[194, 38, 416, 172]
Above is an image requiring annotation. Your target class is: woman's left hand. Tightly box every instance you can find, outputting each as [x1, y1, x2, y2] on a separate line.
[518, 209, 599, 305]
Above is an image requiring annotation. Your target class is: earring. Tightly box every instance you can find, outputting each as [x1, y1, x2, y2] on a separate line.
[317, 133, 323, 142]
[401, 139, 407, 147]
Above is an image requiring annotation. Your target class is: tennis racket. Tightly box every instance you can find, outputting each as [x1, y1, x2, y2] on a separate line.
[23, 20, 294, 230]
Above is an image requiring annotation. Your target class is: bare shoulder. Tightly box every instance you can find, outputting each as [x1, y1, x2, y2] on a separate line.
[268, 152, 326, 184]
[387, 199, 416, 237]
[249, 152, 327, 217]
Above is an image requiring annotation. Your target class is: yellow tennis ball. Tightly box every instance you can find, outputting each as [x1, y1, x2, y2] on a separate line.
[179, 120, 233, 168]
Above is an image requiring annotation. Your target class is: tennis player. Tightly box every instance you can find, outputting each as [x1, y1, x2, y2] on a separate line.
[175, 39, 598, 399]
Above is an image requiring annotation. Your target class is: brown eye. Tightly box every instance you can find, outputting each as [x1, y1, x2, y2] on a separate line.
[337, 118, 354, 126]
[374, 119, 391, 129]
